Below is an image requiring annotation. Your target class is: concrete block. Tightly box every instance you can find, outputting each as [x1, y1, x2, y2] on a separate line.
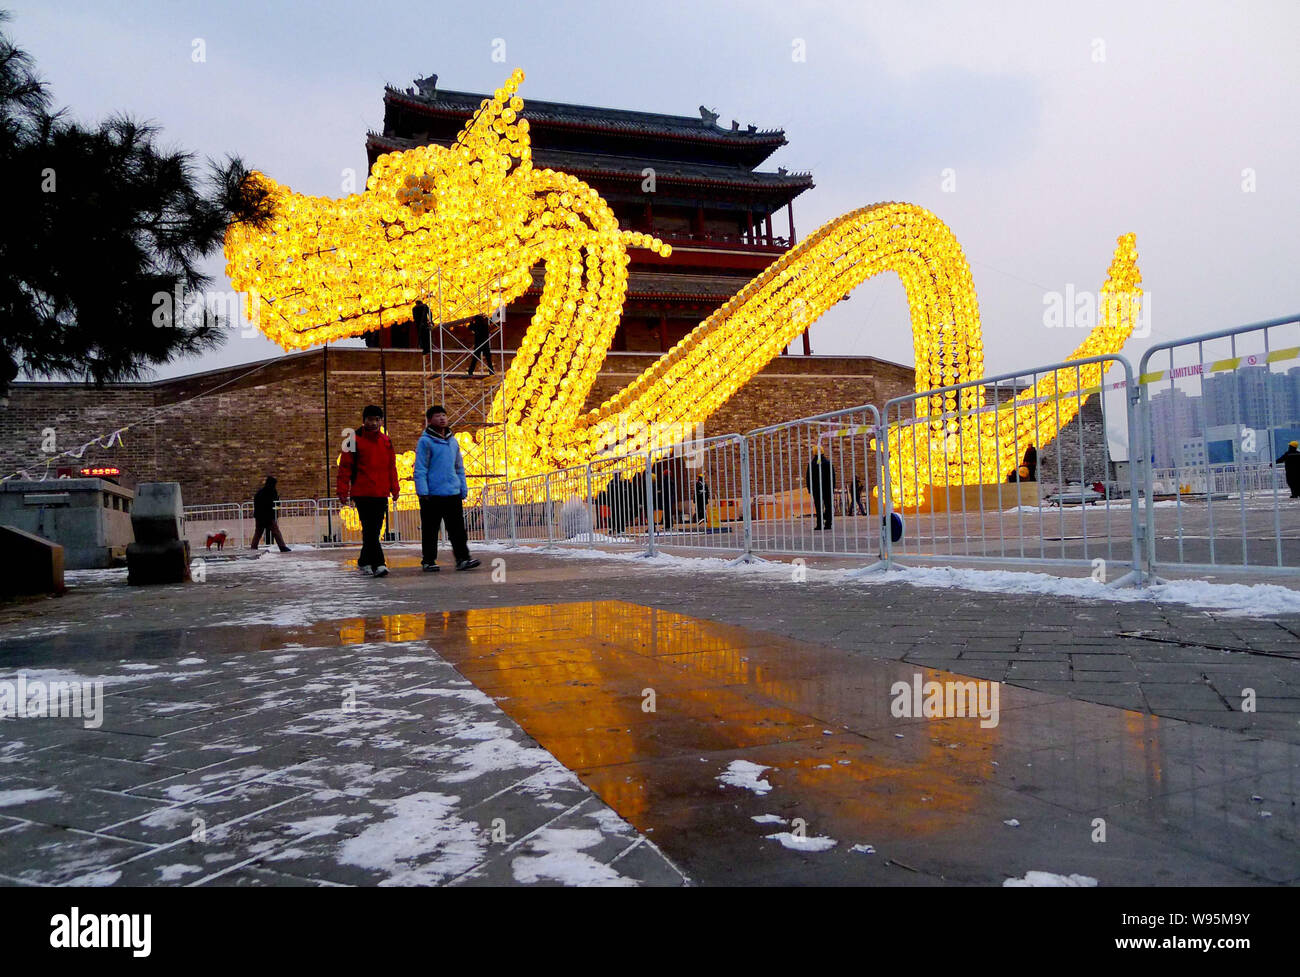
[131, 482, 185, 545]
[127, 482, 191, 585]
[0, 478, 134, 569]
[0, 524, 65, 595]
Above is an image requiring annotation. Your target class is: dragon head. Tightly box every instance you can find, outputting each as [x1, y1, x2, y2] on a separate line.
[224, 68, 666, 348]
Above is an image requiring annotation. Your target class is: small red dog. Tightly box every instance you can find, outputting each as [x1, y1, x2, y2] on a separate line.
[205, 530, 229, 551]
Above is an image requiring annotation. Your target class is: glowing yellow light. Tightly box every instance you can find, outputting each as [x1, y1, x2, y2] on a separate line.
[225, 69, 1141, 512]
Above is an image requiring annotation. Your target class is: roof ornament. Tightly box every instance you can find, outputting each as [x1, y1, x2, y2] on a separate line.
[778, 167, 788, 175]
[698, 105, 719, 126]
[413, 73, 439, 98]
[730, 119, 739, 131]
[746, 124, 757, 134]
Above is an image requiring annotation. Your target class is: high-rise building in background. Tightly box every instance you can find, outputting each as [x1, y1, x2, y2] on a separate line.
[1201, 365, 1296, 430]
[1148, 387, 1204, 468]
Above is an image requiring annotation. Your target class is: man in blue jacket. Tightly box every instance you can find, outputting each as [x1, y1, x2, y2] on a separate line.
[413, 405, 481, 572]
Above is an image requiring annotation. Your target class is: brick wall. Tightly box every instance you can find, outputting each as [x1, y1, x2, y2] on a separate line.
[2, 349, 917, 506]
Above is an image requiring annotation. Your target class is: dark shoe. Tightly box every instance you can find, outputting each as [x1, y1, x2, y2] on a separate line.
[422, 562, 440, 572]
[456, 559, 481, 571]
[373, 565, 389, 578]
[279, 547, 292, 553]
[812, 523, 823, 531]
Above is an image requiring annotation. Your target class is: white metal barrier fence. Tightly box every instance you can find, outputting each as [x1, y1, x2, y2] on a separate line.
[587, 450, 657, 552]
[881, 354, 1143, 583]
[745, 406, 884, 560]
[182, 503, 247, 552]
[1138, 313, 1300, 575]
[183, 317, 1300, 581]
[642, 436, 748, 558]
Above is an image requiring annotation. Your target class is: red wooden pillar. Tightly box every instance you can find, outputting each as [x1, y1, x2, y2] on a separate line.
[745, 209, 753, 244]
[787, 201, 810, 354]
[765, 214, 773, 245]
[658, 313, 668, 352]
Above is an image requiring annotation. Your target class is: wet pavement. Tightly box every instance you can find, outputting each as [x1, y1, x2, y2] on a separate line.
[1, 547, 1298, 885]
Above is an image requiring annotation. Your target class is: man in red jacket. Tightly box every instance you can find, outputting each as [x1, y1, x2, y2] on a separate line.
[337, 405, 401, 576]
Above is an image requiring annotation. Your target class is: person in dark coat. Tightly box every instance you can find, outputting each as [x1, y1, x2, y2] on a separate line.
[806, 448, 834, 530]
[694, 474, 710, 523]
[251, 476, 291, 551]
[607, 477, 632, 534]
[1022, 444, 1038, 481]
[851, 474, 868, 515]
[652, 456, 686, 530]
[1275, 441, 1300, 498]
[413, 299, 432, 355]
[467, 314, 494, 377]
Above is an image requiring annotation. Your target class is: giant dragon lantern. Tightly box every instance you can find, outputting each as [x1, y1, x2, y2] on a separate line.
[224, 68, 1142, 511]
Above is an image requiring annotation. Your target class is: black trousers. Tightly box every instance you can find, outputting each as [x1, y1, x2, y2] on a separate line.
[354, 497, 389, 568]
[812, 494, 833, 527]
[469, 339, 493, 374]
[420, 495, 471, 565]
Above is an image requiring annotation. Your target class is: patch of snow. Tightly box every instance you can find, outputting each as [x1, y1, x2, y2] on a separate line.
[765, 832, 837, 851]
[337, 792, 484, 885]
[751, 814, 787, 825]
[1004, 871, 1098, 887]
[0, 788, 62, 807]
[486, 540, 1300, 617]
[511, 828, 634, 886]
[718, 760, 772, 795]
[157, 864, 202, 882]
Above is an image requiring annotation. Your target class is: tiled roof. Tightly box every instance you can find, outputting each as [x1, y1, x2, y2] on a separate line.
[366, 133, 812, 192]
[384, 85, 787, 146]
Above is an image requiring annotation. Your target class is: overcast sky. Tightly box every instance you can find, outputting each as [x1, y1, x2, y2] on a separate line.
[11, 0, 1300, 387]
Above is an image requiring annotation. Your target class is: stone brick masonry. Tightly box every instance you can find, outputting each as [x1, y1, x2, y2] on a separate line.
[1, 349, 919, 506]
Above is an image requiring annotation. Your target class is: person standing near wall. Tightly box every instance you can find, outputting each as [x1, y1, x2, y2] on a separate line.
[250, 475, 291, 552]
[414, 405, 481, 572]
[694, 474, 710, 523]
[337, 405, 400, 577]
[806, 447, 834, 530]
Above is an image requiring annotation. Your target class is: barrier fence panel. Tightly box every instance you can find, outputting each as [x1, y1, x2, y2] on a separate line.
[479, 482, 513, 544]
[587, 451, 656, 552]
[1138, 313, 1300, 575]
[642, 435, 747, 558]
[745, 406, 884, 559]
[881, 354, 1142, 577]
[540, 463, 593, 546]
[317, 498, 363, 547]
[182, 503, 247, 553]
[506, 473, 553, 545]
[248, 498, 319, 548]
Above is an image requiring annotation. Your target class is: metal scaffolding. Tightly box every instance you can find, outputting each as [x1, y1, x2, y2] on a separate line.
[418, 268, 509, 481]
